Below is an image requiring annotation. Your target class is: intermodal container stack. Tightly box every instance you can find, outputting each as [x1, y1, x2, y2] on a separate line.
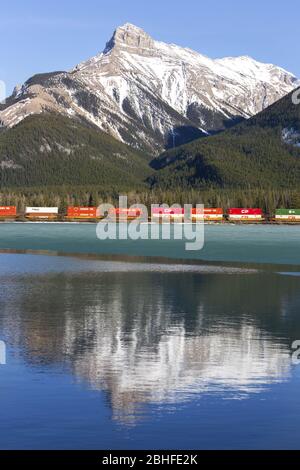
[228, 208, 263, 222]
[275, 209, 300, 222]
[110, 208, 142, 220]
[191, 208, 223, 222]
[0, 206, 17, 219]
[25, 207, 58, 220]
[151, 207, 184, 221]
[67, 207, 98, 219]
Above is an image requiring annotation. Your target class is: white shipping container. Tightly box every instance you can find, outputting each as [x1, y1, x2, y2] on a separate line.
[152, 214, 184, 219]
[26, 207, 59, 214]
[193, 214, 223, 220]
[275, 215, 300, 220]
[229, 214, 262, 220]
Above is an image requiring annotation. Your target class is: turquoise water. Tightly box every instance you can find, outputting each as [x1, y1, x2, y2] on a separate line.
[1, 225, 300, 449]
[0, 223, 300, 264]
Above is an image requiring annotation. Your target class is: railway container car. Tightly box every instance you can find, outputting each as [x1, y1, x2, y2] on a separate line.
[191, 208, 223, 222]
[25, 207, 59, 220]
[67, 207, 98, 219]
[151, 207, 184, 221]
[109, 208, 142, 220]
[275, 209, 300, 222]
[228, 208, 263, 222]
[0, 206, 17, 219]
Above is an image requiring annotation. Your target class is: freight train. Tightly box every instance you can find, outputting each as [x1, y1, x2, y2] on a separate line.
[0, 206, 300, 223]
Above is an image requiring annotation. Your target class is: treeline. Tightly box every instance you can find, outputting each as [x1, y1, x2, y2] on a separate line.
[1, 186, 300, 216]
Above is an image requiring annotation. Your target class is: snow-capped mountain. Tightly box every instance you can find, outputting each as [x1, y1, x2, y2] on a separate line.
[1, 23, 299, 154]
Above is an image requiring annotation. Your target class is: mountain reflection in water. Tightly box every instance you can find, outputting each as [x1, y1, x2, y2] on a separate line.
[1, 254, 299, 424]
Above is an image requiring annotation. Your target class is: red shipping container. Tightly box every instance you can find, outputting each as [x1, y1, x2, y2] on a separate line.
[0, 206, 17, 217]
[192, 208, 223, 215]
[111, 208, 142, 218]
[67, 207, 97, 217]
[228, 208, 262, 215]
[152, 207, 184, 215]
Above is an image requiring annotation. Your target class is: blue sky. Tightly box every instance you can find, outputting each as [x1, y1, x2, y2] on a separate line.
[0, 0, 299, 95]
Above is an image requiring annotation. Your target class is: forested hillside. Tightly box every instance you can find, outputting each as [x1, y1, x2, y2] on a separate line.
[150, 88, 300, 190]
[0, 114, 151, 190]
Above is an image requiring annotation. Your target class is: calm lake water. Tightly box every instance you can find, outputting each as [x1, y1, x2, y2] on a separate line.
[1, 224, 300, 449]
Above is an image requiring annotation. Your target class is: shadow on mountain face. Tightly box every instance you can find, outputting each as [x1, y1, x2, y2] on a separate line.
[165, 115, 245, 151]
[165, 126, 206, 150]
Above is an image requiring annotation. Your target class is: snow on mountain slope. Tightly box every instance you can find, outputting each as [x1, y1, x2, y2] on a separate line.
[1, 23, 299, 154]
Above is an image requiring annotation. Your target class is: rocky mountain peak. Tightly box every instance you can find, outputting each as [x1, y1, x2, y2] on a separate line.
[1, 23, 299, 155]
[104, 23, 155, 54]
